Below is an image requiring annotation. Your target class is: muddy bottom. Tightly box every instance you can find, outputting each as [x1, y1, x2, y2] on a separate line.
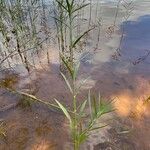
[0, 63, 150, 150]
[0, 98, 68, 150]
[0, 70, 69, 150]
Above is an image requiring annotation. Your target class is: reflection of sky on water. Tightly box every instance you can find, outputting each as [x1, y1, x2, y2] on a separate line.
[88, 14, 150, 101]
[119, 15, 150, 74]
[92, 14, 150, 77]
[121, 15, 150, 62]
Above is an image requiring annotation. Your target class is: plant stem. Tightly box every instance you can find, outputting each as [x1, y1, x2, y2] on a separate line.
[69, 13, 73, 68]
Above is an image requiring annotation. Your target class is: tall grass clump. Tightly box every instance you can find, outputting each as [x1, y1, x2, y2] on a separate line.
[0, 0, 52, 71]
[53, 0, 93, 69]
[12, 57, 113, 150]
[55, 58, 113, 150]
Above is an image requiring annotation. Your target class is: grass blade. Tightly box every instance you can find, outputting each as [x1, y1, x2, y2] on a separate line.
[72, 28, 93, 48]
[55, 99, 72, 124]
[79, 100, 87, 116]
[92, 95, 97, 116]
[60, 72, 73, 94]
[73, 3, 90, 13]
[88, 90, 92, 119]
[89, 124, 108, 131]
[73, 61, 80, 80]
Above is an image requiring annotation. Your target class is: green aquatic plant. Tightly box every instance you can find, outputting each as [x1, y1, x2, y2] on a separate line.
[0, 0, 52, 71]
[55, 58, 114, 150]
[7, 57, 113, 150]
[54, 0, 93, 69]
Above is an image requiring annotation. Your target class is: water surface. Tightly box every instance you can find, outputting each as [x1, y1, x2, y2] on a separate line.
[0, 0, 150, 150]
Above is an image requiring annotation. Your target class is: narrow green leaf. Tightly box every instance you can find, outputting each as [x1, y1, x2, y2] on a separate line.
[79, 100, 87, 116]
[117, 130, 130, 134]
[18, 91, 37, 99]
[73, 62, 80, 80]
[55, 99, 72, 124]
[66, 0, 71, 15]
[88, 90, 92, 119]
[55, 0, 68, 11]
[78, 132, 88, 144]
[98, 92, 101, 106]
[51, 16, 69, 28]
[89, 124, 108, 131]
[72, 3, 90, 13]
[76, 76, 90, 93]
[72, 28, 93, 48]
[71, 0, 75, 8]
[97, 100, 114, 117]
[60, 72, 73, 94]
[92, 95, 97, 116]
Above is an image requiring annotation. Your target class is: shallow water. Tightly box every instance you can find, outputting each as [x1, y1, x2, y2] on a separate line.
[0, 0, 150, 150]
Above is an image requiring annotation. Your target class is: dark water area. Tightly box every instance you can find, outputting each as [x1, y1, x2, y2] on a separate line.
[121, 15, 150, 65]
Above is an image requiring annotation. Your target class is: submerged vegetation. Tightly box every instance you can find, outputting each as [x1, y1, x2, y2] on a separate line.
[0, 121, 6, 139]
[0, 0, 52, 71]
